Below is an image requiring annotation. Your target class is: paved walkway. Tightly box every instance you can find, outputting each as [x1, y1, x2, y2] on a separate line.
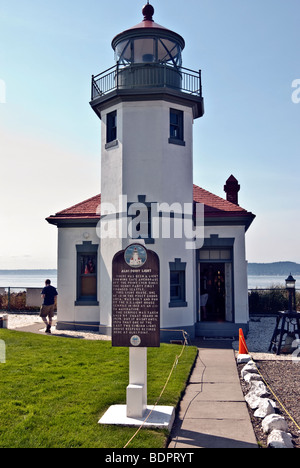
[168, 339, 258, 448]
[11, 323, 257, 448]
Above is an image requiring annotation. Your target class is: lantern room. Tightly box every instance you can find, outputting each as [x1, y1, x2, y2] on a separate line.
[90, 2, 204, 120]
[112, 3, 184, 68]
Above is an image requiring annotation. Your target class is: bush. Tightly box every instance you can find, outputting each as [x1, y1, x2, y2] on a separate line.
[0, 290, 39, 312]
[249, 286, 300, 315]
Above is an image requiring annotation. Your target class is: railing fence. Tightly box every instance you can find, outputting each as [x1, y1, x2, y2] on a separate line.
[0, 287, 43, 313]
[91, 63, 202, 101]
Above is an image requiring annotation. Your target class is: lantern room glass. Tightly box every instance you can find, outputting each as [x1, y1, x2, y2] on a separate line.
[115, 36, 182, 68]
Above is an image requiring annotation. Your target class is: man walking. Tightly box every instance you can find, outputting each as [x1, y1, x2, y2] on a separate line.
[40, 279, 58, 333]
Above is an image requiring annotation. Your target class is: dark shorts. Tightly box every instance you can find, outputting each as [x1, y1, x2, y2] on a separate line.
[40, 304, 55, 318]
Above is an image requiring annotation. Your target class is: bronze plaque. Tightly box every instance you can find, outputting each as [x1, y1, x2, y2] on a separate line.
[112, 244, 160, 347]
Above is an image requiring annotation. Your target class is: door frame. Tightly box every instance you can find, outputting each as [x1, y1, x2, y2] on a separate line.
[196, 239, 235, 323]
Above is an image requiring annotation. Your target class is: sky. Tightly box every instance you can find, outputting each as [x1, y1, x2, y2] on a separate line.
[0, 0, 299, 269]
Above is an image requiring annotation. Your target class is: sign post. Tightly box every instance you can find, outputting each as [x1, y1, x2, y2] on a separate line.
[112, 244, 160, 418]
[99, 244, 175, 429]
[127, 347, 148, 418]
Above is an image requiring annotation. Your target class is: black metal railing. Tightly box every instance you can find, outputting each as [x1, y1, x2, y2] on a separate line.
[91, 63, 202, 101]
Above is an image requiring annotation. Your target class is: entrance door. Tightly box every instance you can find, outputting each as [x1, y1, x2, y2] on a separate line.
[200, 263, 226, 322]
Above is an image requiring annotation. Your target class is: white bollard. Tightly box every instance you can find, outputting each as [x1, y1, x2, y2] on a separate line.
[127, 347, 147, 418]
[2, 315, 8, 329]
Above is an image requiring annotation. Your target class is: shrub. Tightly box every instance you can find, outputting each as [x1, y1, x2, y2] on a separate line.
[249, 286, 300, 315]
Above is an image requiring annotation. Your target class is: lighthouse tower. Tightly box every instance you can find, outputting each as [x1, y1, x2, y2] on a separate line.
[90, 3, 204, 339]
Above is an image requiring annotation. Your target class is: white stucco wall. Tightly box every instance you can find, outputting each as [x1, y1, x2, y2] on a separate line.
[152, 239, 195, 330]
[57, 227, 100, 327]
[26, 288, 44, 308]
[99, 98, 196, 333]
[101, 100, 194, 207]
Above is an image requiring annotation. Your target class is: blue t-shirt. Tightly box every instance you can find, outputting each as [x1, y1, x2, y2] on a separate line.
[42, 285, 58, 306]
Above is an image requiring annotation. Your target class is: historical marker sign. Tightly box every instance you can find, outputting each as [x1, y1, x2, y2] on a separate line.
[112, 244, 160, 347]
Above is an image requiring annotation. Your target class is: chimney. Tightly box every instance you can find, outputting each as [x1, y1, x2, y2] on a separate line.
[224, 175, 240, 205]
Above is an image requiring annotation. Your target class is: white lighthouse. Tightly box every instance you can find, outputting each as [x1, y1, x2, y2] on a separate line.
[48, 2, 254, 339]
[90, 2, 204, 339]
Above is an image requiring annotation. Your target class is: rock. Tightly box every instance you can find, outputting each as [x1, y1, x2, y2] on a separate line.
[237, 354, 252, 364]
[241, 361, 259, 379]
[253, 398, 276, 418]
[245, 393, 263, 410]
[249, 380, 270, 397]
[244, 372, 262, 383]
[262, 414, 289, 434]
[267, 430, 294, 449]
[245, 381, 270, 409]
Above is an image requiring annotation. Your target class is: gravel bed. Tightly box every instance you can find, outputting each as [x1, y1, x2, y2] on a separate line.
[4, 313, 111, 341]
[257, 361, 300, 448]
[5, 314, 41, 329]
[234, 316, 300, 448]
[232, 316, 297, 361]
[237, 360, 300, 449]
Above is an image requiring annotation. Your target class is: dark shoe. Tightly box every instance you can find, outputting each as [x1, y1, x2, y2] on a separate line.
[46, 324, 51, 333]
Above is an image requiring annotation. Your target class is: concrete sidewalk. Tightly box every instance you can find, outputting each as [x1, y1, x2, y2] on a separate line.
[168, 339, 258, 449]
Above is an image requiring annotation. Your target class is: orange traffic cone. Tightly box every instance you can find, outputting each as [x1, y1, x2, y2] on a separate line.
[239, 328, 249, 355]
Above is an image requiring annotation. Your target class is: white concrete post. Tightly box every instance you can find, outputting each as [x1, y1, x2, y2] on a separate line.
[126, 347, 147, 418]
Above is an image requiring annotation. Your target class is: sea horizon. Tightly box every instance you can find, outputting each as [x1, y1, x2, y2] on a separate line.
[248, 274, 300, 289]
[1, 269, 300, 290]
[0, 270, 58, 288]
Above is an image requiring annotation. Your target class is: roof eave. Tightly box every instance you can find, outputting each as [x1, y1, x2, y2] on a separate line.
[202, 213, 256, 231]
[46, 216, 100, 228]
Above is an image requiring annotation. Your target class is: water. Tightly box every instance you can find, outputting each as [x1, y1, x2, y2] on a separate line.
[0, 271, 299, 290]
[248, 275, 300, 289]
[0, 271, 57, 289]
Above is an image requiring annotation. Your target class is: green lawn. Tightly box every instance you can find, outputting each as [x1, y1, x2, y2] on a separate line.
[0, 330, 197, 448]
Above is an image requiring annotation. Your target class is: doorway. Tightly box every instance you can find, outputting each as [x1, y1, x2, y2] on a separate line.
[200, 263, 226, 321]
[197, 244, 234, 323]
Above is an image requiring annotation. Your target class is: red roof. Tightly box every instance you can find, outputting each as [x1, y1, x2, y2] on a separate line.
[193, 185, 247, 215]
[125, 20, 168, 31]
[111, 4, 185, 50]
[47, 194, 101, 222]
[46, 184, 255, 227]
